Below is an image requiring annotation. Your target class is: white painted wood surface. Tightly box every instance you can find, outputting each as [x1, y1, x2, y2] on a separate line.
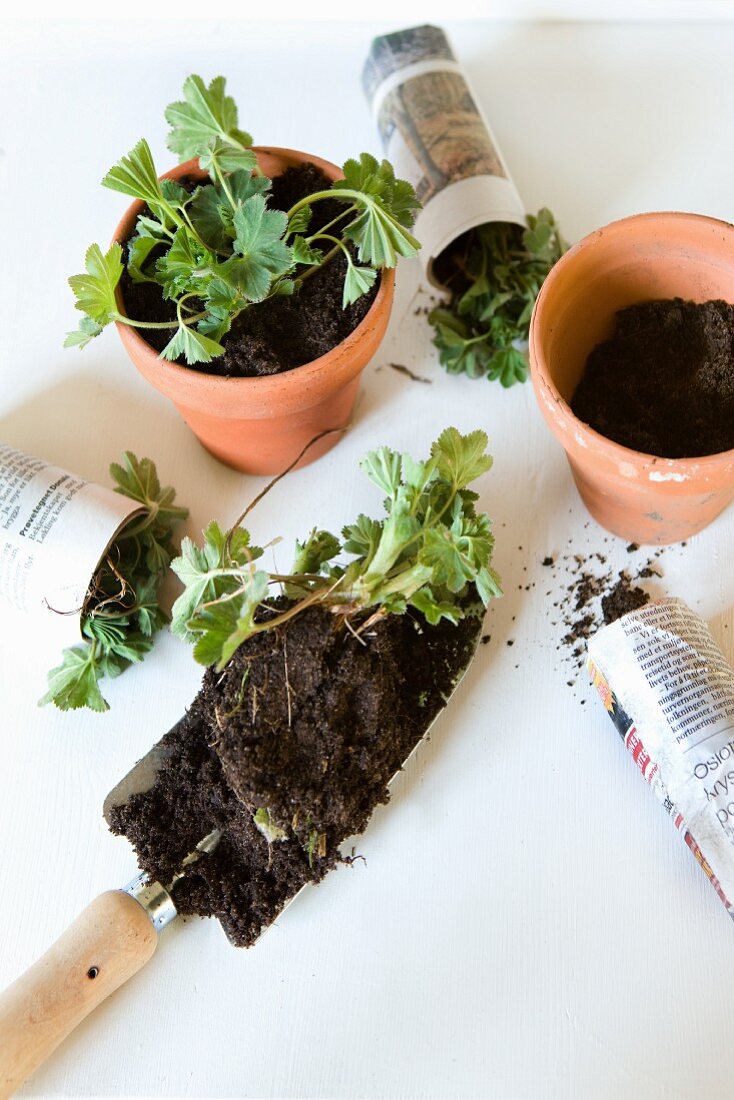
[1, 17, 734, 1099]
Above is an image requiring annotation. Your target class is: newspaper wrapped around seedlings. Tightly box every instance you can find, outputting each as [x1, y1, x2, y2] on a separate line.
[0, 444, 142, 646]
[363, 24, 526, 288]
[588, 598, 734, 916]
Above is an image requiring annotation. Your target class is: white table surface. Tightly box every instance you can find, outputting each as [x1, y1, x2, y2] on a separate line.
[2, 16, 734, 1099]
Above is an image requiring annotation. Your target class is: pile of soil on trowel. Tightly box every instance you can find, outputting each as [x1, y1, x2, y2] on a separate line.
[108, 603, 481, 946]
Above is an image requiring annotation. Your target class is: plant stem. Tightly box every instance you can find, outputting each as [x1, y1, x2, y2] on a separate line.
[305, 205, 355, 241]
[247, 582, 339, 637]
[178, 207, 214, 253]
[372, 563, 433, 602]
[112, 312, 192, 330]
[213, 160, 236, 209]
[269, 572, 326, 585]
[297, 244, 340, 285]
[285, 189, 416, 246]
[155, 198, 187, 233]
[227, 426, 349, 545]
[118, 511, 158, 540]
[285, 189, 347, 221]
[309, 233, 351, 259]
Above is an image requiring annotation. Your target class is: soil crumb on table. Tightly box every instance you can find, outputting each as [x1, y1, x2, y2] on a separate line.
[120, 164, 378, 379]
[571, 298, 734, 458]
[601, 573, 650, 624]
[388, 362, 432, 383]
[108, 604, 481, 947]
[545, 541, 664, 675]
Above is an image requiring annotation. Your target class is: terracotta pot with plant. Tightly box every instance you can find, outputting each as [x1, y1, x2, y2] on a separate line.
[66, 76, 420, 474]
[529, 211, 734, 544]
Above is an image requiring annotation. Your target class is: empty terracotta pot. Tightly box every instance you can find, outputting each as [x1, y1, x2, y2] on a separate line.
[113, 148, 395, 475]
[529, 211, 734, 544]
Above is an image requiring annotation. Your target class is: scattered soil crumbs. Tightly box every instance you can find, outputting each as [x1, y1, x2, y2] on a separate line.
[120, 164, 378, 379]
[571, 298, 734, 458]
[600, 574, 650, 625]
[388, 362, 432, 384]
[109, 603, 481, 947]
[545, 541, 666, 678]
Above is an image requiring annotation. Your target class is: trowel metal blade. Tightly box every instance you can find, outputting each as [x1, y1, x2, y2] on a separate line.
[103, 717, 185, 825]
[103, 608, 485, 943]
[251, 609, 485, 940]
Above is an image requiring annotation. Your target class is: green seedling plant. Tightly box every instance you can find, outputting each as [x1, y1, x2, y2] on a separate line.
[41, 453, 188, 713]
[169, 426, 501, 672]
[66, 74, 421, 366]
[170, 426, 500, 866]
[430, 210, 567, 386]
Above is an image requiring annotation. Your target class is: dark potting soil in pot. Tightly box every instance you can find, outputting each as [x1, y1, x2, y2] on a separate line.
[571, 298, 734, 458]
[120, 164, 379, 378]
[108, 603, 481, 947]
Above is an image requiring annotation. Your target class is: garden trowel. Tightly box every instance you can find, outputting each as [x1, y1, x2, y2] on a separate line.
[0, 612, 483, 1097]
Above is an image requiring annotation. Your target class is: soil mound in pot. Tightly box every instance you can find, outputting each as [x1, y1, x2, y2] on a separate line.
[120, 164, 378, 379]
[571, 298, 734, 458]
[108, 604, 481, 947]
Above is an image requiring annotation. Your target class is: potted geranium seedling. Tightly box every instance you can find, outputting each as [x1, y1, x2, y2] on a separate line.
[66, 75, 421, 474]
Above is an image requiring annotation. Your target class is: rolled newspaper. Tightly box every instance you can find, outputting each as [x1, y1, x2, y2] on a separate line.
[0, 444, 142, 644]
[363, 24, 526, 288]
[588, 598, 734, 916]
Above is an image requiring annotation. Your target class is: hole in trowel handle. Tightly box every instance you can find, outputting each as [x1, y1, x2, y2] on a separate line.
[87, 966, 99, 980]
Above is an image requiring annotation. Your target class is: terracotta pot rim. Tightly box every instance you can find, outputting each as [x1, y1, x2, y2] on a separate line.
[530, 209, 734, 473]
[112, 148, 395, 399]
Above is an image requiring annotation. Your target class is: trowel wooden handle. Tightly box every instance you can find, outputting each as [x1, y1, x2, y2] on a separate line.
[0, 891, 157, 1098]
